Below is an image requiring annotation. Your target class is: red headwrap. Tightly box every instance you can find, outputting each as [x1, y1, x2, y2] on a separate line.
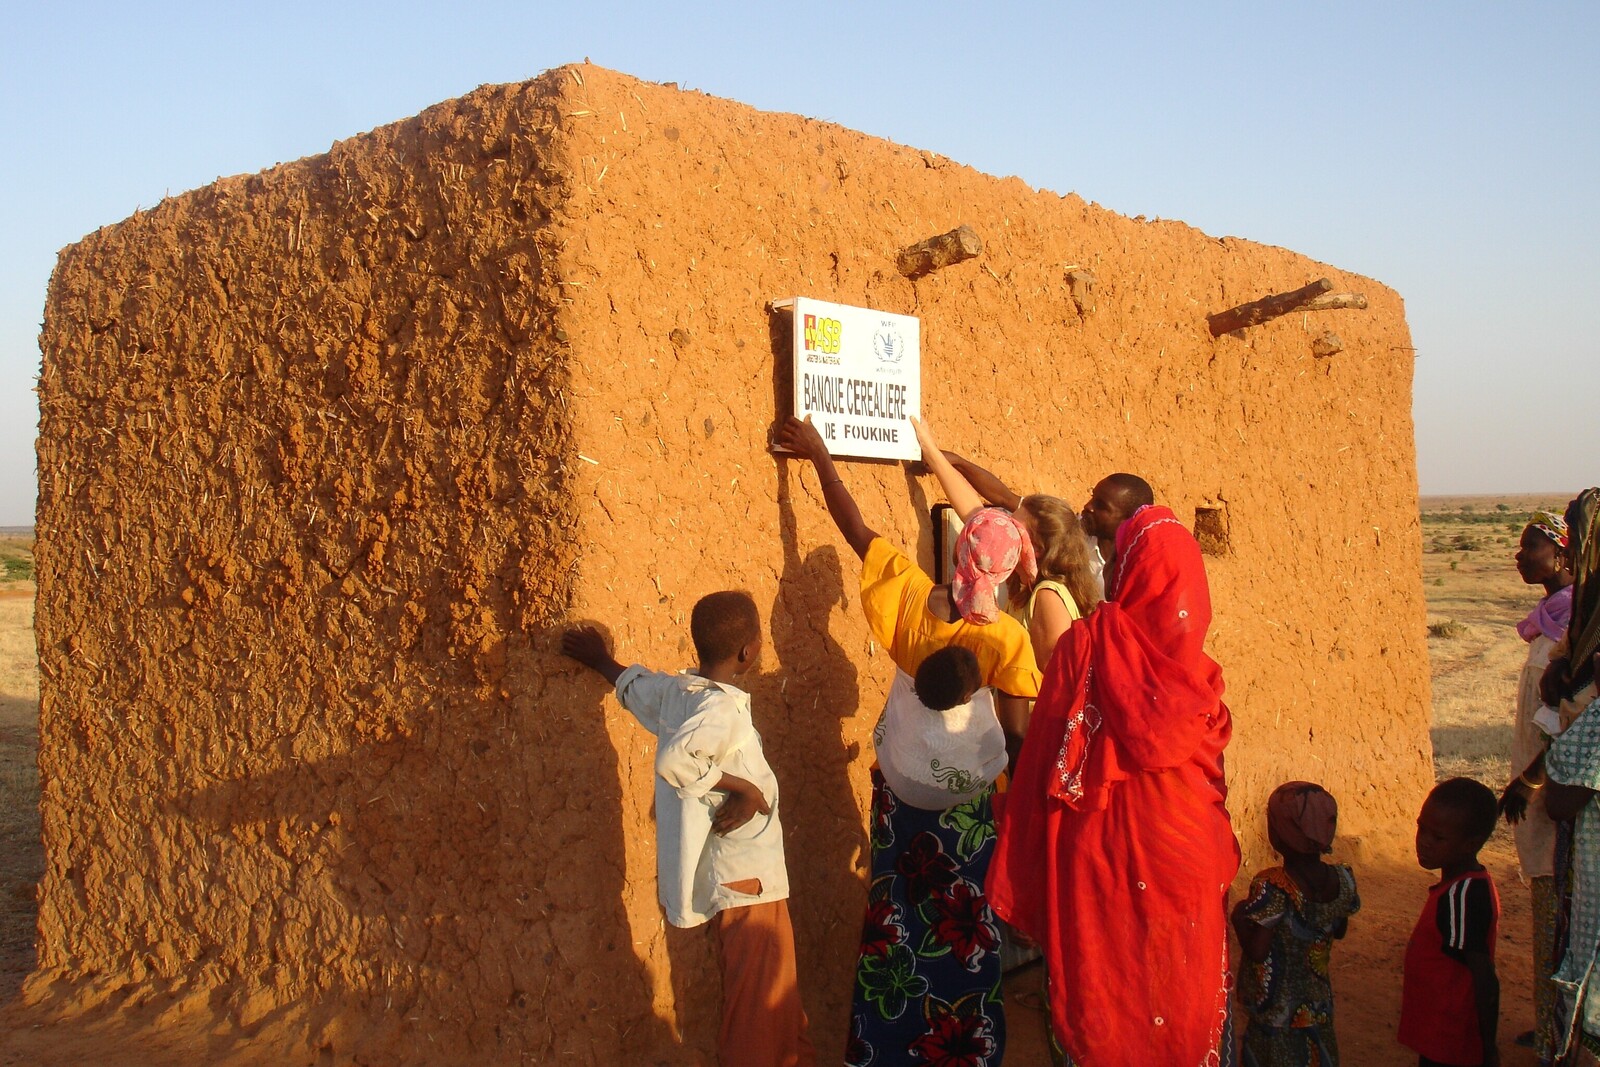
[988, 505, 1238, 1066]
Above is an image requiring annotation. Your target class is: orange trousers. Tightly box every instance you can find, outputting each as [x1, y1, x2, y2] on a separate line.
[712, 899, 816, 1067]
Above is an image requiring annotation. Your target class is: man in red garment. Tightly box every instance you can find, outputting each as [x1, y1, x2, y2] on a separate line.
[988, 482, 1240, 1066]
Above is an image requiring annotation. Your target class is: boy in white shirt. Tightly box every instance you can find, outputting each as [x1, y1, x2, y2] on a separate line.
[561, 591, 815, 1067]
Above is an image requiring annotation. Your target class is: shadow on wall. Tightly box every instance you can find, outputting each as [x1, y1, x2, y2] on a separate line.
[176, 647, 683, 1064]
[749, 467, 867, 1033]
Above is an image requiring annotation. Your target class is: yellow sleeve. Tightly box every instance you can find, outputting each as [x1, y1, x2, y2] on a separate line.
[980, 617, 1042, 698]
[860, 537, 934, 674]
[993, 661, 1042, 700]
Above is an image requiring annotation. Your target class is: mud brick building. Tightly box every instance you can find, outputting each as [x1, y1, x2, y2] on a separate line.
[34, 64, 1429, 1063]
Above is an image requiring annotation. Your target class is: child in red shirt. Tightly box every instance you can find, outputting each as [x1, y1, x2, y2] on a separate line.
[1399, 777, 1501, 1067]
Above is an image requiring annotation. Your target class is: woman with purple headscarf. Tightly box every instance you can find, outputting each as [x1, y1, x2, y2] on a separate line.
[1500, 509, 1573, 1062]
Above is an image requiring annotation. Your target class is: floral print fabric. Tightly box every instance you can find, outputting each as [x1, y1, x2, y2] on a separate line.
[1237, 865, 1359, 1067]
[847, 770, 1005, 1067]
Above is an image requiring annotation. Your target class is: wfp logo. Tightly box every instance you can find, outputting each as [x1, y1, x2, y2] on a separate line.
[804, 314, 841, 355]
[873, 327, 905, 365]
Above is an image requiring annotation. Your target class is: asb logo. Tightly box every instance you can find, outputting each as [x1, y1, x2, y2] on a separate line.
[804, 313, 842, 355]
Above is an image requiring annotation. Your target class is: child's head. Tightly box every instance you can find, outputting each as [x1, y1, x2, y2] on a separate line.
[1266, 781, 1338, 858]
[914, 646, 983, 711]
[690, 591, 762, 674]
[1415, 777, 1498, 872]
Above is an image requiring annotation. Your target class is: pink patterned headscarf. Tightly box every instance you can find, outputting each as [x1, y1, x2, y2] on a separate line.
[951, 507, 1038, 625]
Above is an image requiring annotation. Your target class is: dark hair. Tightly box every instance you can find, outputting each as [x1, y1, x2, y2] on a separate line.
[913, 646, 982, 711]
[1016, 494, 1101, 614]
[1104, 473, 1154, 511]
[690, 591, 761, 665]
[1428, 777, 1499, 842]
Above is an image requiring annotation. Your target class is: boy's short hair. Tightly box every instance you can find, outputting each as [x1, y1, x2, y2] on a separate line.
[690, 591, 761, 665]
[1428, 777, 1499, 842]
[914, 646, 983, 711]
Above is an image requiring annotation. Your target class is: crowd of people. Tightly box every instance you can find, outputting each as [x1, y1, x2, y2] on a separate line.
[560, 412, 1600, 1067]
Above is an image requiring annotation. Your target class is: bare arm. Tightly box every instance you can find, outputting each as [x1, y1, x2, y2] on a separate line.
[995, 692, 1032, 775]
[909, 417, 986, 521]
[1028, 588, 1073, 670]
[1466, 951, 1499, 1067]
[1545, 780, 1596, 821]
[1230, 900, 1274, 963]
[1500, 750, 1546, 824]
[777, 416, 878, 560]
[943, 451, 1023, 512]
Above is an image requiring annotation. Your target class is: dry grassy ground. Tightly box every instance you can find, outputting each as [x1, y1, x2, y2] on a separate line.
[0, 534, 38, 1007]
[0, 507, 1583, 1064]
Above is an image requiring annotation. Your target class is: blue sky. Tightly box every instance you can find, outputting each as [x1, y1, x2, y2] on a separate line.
[2, 2, 1595, 525]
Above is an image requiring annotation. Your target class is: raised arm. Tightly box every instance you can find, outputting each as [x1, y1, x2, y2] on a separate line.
[777, 415, 878, 560]
[909, 417, 986, 521]
[943, 451, 1023, 512]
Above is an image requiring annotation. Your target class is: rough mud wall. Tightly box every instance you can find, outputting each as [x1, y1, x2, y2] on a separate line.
[33, 78, 648, 1064]
[33, 64, 1431, 1065]
[552, 65, 1433, 1058]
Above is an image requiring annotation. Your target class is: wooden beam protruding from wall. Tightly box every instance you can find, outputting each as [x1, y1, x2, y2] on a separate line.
[1301, 292, 1368, 312]
[897, 225, 983, 279]
[1208, 277, 1333, 337]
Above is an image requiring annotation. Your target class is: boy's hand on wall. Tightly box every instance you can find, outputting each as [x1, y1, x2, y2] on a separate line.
[776, 415, 827, 465]
[561, 626, 625, 684]
[711, 775, 771, 835]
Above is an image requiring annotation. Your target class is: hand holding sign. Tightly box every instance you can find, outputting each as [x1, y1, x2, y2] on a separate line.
[776, 415, 828, 465]
[908, 414, 940, 461]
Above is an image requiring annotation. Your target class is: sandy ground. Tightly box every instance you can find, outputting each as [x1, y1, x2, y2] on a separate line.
[0, 498, 1579, 1063]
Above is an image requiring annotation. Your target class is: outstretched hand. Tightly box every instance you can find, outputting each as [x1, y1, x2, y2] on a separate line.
[561, 625, 610, 667]
[908, 414, 939, 460]
[561, 625, 625, 684]
[777, 415, 829, 465]
[1499, 779, 1531, 825]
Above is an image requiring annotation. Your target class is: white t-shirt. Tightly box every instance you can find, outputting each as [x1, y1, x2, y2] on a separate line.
[873, 669, 1007, 811]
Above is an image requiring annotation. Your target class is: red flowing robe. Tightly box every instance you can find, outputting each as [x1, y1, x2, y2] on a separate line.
[988, 506, 1240, 1066]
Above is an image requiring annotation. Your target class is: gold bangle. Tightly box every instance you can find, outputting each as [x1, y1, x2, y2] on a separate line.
[1519, 773, 1543, 789]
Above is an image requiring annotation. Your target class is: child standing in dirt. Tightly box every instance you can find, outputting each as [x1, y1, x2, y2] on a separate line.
[1400, 777, 1501, 1067]
[1232, 782, 1360, 1067]
[561, 591, 815, 1067]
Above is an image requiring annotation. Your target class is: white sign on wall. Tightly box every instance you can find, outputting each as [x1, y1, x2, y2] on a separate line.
[774, 296, 921, 461]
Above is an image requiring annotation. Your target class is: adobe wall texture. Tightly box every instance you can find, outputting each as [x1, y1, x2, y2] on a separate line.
[32, 64, 1431, 1063]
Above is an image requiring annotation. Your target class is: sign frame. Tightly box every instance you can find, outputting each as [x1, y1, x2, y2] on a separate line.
[772, 296, 921, 461]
